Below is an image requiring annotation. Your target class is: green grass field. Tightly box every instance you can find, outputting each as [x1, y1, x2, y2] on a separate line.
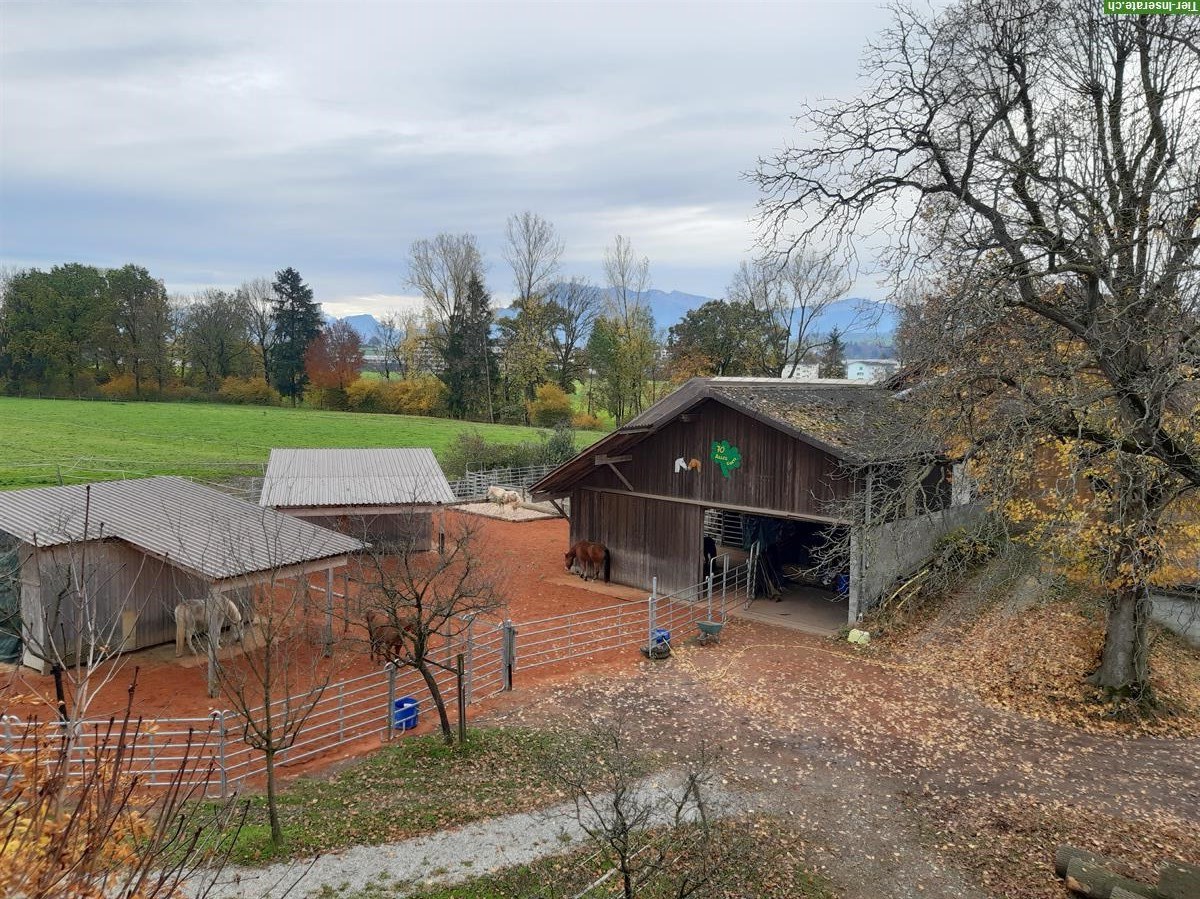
[0, 397, 598, 490]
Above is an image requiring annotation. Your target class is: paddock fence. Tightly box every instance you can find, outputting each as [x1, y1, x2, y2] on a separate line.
[0, 558, 755, 798]
[447, 463, 560, 501]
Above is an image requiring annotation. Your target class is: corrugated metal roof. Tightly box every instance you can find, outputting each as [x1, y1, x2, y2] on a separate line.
[259, 448, 456, 508]
[0, 476, 363, 581]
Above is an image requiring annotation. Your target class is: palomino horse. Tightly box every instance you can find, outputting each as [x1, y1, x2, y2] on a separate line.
[174, 597, 243, 657]
[565, 540, 610, 583]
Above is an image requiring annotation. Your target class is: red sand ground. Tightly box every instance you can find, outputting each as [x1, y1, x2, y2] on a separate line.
[0, 516, 651, 767]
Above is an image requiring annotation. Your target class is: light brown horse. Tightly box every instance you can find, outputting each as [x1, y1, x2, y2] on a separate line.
[565, 540, 610, 582]
[364, 610, 410, 663]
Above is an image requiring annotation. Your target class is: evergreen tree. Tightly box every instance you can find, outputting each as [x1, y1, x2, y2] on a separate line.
[268, 267, 322, 405]
[817, 328, 847, 379]
[439, 274, 497, 420]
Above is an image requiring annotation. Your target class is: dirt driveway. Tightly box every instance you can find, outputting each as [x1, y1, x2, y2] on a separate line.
[481, 617, 1200, 899]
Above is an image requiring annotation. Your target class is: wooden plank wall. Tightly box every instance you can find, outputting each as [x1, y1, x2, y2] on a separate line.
[570, 489, 704, 595]
[295, 511, 432, 550]
[580, 400, 856, 518]
[25, 540, 210, 663]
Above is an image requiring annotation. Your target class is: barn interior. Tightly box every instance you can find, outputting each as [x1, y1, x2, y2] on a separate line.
[704, 509, 850, 635]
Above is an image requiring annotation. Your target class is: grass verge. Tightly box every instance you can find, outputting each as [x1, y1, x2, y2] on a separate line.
[216, 727, 598, 866]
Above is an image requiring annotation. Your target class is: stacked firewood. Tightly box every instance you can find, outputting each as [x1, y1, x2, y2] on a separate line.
[1055, 845, 1199, 898]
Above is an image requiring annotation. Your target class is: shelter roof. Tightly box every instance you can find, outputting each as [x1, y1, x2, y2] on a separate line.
[260, 448, 455, 509]
[0, 476, 362, 581]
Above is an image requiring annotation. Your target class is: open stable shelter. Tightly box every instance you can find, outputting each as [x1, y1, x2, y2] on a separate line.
[0, 476, 362, 671]
[260, 447, 455, 549]
[532, 378, 976, 623]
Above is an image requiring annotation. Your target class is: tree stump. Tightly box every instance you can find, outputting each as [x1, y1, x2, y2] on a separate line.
[1158, 860, 1200, 899]
[1056, 845, 1111, 879]
[1064, 858, 1156, 899]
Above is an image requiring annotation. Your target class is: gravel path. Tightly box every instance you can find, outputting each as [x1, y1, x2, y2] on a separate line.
[189, 773, 729, 899]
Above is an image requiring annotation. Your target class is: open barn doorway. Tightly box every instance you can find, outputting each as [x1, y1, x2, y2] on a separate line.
[703, 509, 850, 635]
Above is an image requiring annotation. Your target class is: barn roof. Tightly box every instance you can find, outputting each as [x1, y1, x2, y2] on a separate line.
[260, 448, 455, 509]
[531, 377, 927, 499]
[0, 476, 363, 581]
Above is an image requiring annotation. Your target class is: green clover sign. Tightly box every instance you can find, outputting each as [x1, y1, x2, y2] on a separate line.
[710, 440, 742, 478]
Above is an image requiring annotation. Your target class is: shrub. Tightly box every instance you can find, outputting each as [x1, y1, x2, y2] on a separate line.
[345, 377, 382, 412]
[527, 383, 573, 428]
[217, 376, 281, 406]
[571, 412, 605, 430]
[376, 377, 448, 416]
[98, 373, 139, 400]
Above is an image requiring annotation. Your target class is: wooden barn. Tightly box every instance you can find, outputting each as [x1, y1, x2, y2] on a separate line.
[0, 476, 363, 672]
[531, 377, 979, 624]
[259, 448, 455, 549]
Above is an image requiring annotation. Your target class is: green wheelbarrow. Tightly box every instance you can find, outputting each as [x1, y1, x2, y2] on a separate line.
[696, 620, 724, 645]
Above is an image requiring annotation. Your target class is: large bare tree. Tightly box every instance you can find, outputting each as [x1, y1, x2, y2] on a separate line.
[727, 250, 854, 376]
[503, 211, 563, 305]
[756, 1, 1200, 701]
[237, 277, 276, 387]
[357, 511, 503, 745]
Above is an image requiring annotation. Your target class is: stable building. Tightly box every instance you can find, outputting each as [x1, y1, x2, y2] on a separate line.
[0, 476, 363, 671]
[260, 448, 455, 549]
[531, 377, 979, 625]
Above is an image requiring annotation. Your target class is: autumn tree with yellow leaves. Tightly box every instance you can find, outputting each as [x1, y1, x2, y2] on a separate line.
[758, 2, 1200, 703]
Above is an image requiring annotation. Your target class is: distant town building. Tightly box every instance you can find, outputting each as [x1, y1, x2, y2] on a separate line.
[845, 359, 900, 382]
[780, 362, 820, 380]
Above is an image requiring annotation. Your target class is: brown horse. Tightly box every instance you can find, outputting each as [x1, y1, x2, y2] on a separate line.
[565, 540, 610, 582]
[365, 610, 411, 663]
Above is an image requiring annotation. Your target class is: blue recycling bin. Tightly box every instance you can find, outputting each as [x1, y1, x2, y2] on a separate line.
[834, 574, 850, 595]
[392, 697, 419, 731]
[652, 627, 671, 648]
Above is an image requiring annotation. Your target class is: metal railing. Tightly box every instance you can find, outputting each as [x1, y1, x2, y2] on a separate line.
[702, 509, 745, 549]
[447, 463, 560, 501]
[1, 559, 756, 798]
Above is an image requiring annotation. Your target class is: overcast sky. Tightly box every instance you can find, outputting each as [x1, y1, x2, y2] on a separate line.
[0, 1, 891, 316]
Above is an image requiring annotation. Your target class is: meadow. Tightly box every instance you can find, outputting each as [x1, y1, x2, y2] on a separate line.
[0, 397, 600, 489]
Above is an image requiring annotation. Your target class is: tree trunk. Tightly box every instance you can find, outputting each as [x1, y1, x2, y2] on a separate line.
[265, 748, 283, 847]
[1088, 585, 1151, 699]
[419, 661, 453, 744]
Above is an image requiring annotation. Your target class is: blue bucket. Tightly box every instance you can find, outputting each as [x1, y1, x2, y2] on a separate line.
[392, 697, 419, 731]
[652, 627, 671, 647]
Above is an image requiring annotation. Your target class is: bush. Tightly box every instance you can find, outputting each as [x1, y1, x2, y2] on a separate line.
[571, 412, 605, 430]
[98, 373, 139, 400]
[217, 376, 281, 406]
[527, 384, 573, 428]
[345, 377, 382, 412]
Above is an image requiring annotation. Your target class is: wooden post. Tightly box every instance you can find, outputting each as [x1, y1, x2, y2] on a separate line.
[501, 619, 516, 691]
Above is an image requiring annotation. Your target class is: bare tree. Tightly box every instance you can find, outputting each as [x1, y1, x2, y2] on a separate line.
[357, 511, 503, 744]
[7, 490, 158, 727]
[407, 233, 485, 325]
[544, 718, 744, 899]
[503, 211, 564, 304]
[548, 276, 601, 393]
[237, 277, 276, 387]
[755, 1, 1200, 701]
[0, 672, 242, 899]
[376, 311, 402, 380]
[728, 249, 855, 376]
[602, 234, 651, 328]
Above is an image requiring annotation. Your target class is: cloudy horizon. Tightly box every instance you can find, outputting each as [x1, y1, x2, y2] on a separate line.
[1, 1, 893, 318]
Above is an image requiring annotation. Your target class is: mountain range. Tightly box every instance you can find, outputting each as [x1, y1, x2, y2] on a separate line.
[332, 289, 898, 350]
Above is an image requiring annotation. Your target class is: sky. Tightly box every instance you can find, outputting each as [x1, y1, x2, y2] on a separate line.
[0, 1, 893, 317]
